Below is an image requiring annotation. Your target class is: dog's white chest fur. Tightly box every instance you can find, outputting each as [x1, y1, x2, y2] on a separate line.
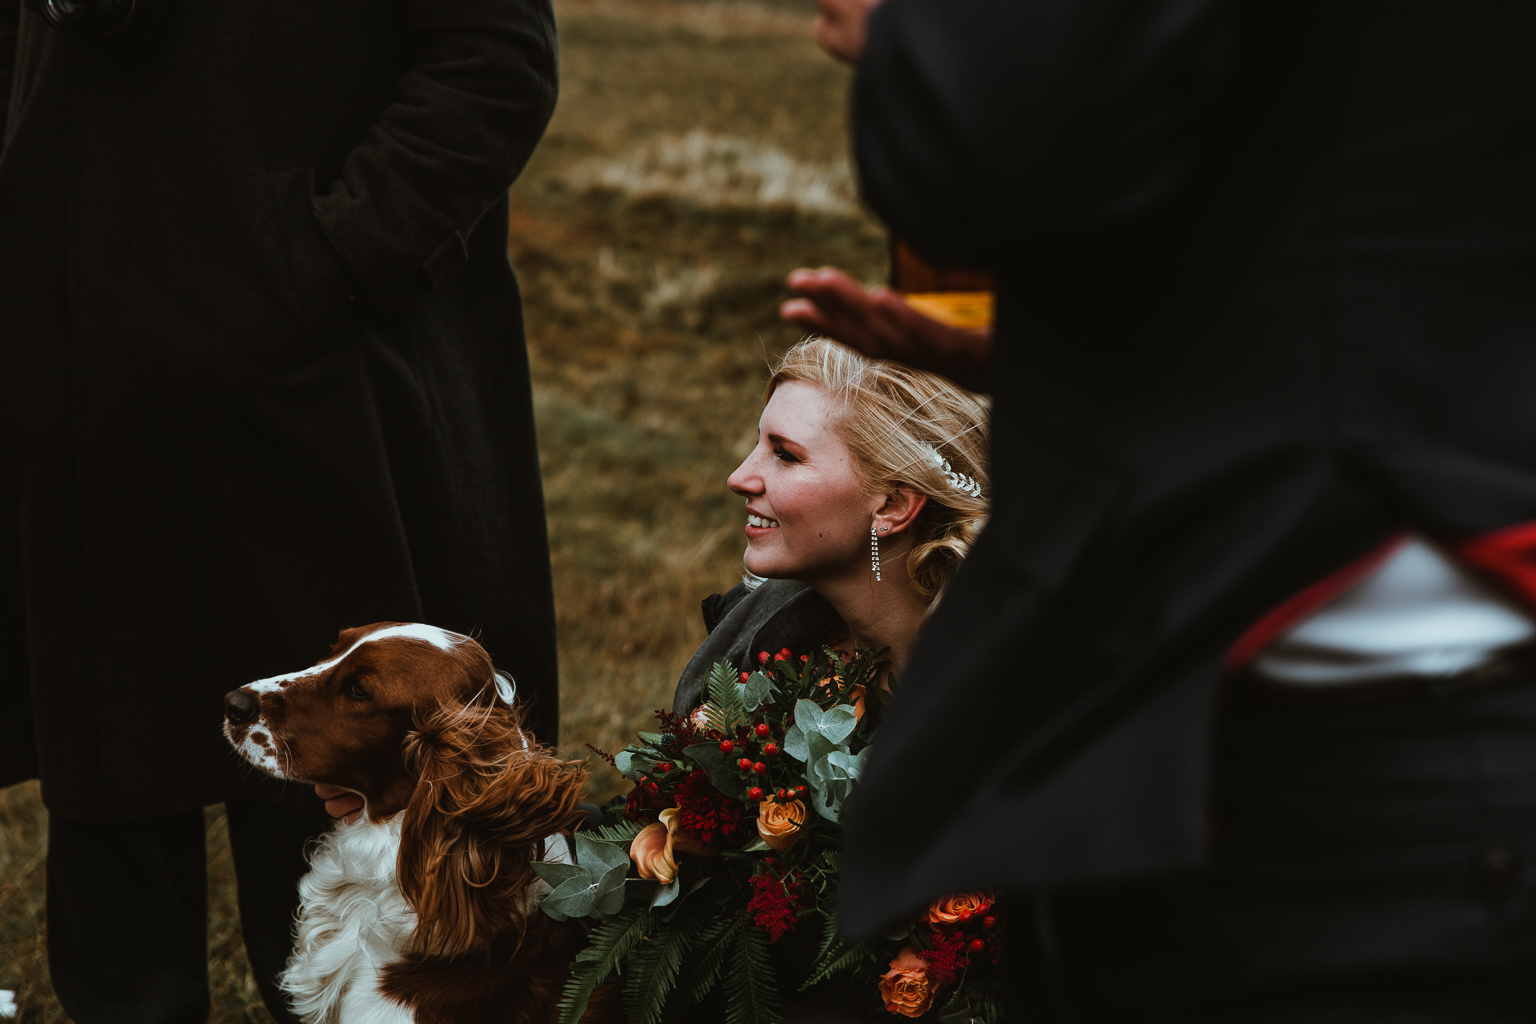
[282, 815, 417, 1024]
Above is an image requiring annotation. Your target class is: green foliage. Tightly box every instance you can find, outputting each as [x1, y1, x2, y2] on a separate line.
[539, 833, 632, 921]
[802, 938, 878, 991]
[723, 923, 784, 1024]
[588, 819, 644, 844]
[675, 914, 737, 1006]
[622, 904, 713, 1024]
[559, 904, 651, 1024]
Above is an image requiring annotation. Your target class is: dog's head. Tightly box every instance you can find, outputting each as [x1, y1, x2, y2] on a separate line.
[224, 622, 586, 953]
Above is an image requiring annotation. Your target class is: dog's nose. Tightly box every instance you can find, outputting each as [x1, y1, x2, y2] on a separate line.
[224, 689, 261, 725]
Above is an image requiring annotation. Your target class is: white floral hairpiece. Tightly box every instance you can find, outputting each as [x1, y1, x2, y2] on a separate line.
[926, 446, 983, 499]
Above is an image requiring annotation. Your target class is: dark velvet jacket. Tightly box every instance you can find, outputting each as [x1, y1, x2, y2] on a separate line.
[840, 0, 1536, 934]
[0, 0, 560, 821]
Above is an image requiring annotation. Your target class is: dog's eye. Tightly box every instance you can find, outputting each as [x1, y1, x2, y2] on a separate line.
[342, 677, 370, 702]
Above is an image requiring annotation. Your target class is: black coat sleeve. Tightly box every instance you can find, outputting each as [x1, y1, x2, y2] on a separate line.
[853, 0, 1231, 269]
[0, 0, 19, 144]
[313, 0, 559, 309]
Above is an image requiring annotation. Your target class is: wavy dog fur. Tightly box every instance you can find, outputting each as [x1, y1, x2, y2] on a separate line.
[397, 700, 586, 958]
[223, 623, 620, 1024]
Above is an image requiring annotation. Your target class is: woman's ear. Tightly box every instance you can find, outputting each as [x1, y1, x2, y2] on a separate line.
[397, 703, 587, 956]
[873, 485, 928, 538]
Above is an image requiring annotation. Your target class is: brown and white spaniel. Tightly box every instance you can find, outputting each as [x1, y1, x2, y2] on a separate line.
[224, 622, 617, 1024]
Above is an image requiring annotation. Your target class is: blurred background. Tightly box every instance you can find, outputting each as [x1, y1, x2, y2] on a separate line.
[0, 0, 887, 1016]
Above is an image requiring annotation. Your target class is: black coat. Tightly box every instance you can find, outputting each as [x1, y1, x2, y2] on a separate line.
[841, 0, 1536, 933]
[0, 0, 560, 822]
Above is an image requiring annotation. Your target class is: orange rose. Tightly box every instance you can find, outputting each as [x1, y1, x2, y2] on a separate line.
[630, 807, 715, 883]
[755, 794, 806, 851]
[927, 890, 994, 926]
[878, 947, 933, 1017]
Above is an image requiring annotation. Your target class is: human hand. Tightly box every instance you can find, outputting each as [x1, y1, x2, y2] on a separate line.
[780, 266, 992, 393]
[315, 783, 365, 823]
[813, 0, 884, 64]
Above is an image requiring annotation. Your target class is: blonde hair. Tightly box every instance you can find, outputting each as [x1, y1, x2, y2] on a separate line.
[766, 337, 989, 599]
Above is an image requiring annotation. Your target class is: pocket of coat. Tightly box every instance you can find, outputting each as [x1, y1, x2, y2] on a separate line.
[266, 166, 359, 334]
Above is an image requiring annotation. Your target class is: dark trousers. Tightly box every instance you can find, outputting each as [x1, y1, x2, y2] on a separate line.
[46, 800, 330, 1024]
[1009, 673, 1536, 1023]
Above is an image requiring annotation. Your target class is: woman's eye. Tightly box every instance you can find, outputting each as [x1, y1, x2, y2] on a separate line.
[343, 678, 369, 702]
[772, 447, 799, 464]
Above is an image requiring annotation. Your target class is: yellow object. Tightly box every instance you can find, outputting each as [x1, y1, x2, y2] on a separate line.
[901, 290, 994, 330]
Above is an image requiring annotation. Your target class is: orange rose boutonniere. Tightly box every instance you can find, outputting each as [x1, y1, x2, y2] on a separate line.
[878, 947, 935, 1017]
[755, 794, 806, 851]
[927, 890, 994, 926]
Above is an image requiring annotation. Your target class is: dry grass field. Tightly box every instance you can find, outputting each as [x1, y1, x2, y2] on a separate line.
[0, 1, 887, 1018]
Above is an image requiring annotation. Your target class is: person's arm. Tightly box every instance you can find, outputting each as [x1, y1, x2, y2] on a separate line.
[0, 0, 20, 144]
[313, 0, 559, 310]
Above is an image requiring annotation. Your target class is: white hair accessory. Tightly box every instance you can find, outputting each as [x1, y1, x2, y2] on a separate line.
[927, 447, 983, 498]
[493, 670, 518, 705]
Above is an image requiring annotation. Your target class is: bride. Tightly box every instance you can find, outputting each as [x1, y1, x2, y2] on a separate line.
[674, 334, 989, 750]
[665, 336, 989, 1021]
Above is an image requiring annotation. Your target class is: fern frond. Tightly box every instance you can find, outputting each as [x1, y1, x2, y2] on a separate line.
[558, 904, 650, 1024]
[622, 911, 704, 1024]
[723, 923, 783, 1024]
[800, 939, 876, 991]
[676, 914, 735, 1006]
[588, 819, 643, 844]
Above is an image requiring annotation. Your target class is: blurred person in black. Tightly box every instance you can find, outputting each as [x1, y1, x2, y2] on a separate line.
[0, 0, 559, 1020]
[797, 0, 1536, 1020]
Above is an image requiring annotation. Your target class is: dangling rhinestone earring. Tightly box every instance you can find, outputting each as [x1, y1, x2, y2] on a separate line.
[870, 525, 882, 582]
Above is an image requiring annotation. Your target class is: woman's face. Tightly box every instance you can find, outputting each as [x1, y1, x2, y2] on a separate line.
[727, 382, 880, 584]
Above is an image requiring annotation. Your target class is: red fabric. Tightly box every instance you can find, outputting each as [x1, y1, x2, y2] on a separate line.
[1221, 532, 1408, 675]
[1450, 519, 1536, 611]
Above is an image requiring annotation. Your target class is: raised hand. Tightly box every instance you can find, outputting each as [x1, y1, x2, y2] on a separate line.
[780, 266, 992, 393]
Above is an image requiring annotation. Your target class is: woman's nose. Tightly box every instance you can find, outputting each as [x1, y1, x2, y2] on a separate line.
[727, 448, 765, 496]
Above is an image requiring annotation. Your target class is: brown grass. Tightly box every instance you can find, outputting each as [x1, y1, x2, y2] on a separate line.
[0, 1, 886, 1017]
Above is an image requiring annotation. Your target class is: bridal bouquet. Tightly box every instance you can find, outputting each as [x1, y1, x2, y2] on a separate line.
[534, 649, 1004, 1024]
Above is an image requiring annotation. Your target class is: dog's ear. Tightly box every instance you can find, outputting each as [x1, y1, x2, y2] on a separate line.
[397, 701, 586, 956]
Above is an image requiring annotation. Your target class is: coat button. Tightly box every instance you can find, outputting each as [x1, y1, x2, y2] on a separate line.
[1474, 845, 1522, 899]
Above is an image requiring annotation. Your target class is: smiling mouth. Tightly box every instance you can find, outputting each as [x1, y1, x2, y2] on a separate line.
[748, 514, 779, 529]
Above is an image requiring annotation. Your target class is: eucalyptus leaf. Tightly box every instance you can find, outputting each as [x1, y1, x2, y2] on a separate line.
[741, 671, 775, 712]
[650, 878, 681, 908]
[637, 731, 664, 746]
[741, 836, 770, 853]
[783, 722, 809, 762]
[794, 698, 824, 731]
[817, 706, 858, 746]
[593, 862, 631, 917]
[530, 861, 587, 889]
[542, 872, 599, 921]
[575, 832, 633, 876]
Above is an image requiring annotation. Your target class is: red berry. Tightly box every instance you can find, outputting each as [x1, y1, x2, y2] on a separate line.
[774, 651, 788, 662]
[747, 787, 763, 801]
[983, 915, 997, 929]
[800, 654, 809, 662]
[958, 909, 972, 922]
[752, 762, 767, 774]
[737, 758, 752, 771]
[657, 762, 672, 773]
[755, 723, 771, 737]
[795, 786, 808, 797]
[758, 651, 770, 664]
[765, 857, 778, 866]
[763, 742, 779, 756]
[780, 647, 792, 657]
[740, 671, 750, 682]
[969, 939, 985, 953]
[720, 740, 735, 754]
